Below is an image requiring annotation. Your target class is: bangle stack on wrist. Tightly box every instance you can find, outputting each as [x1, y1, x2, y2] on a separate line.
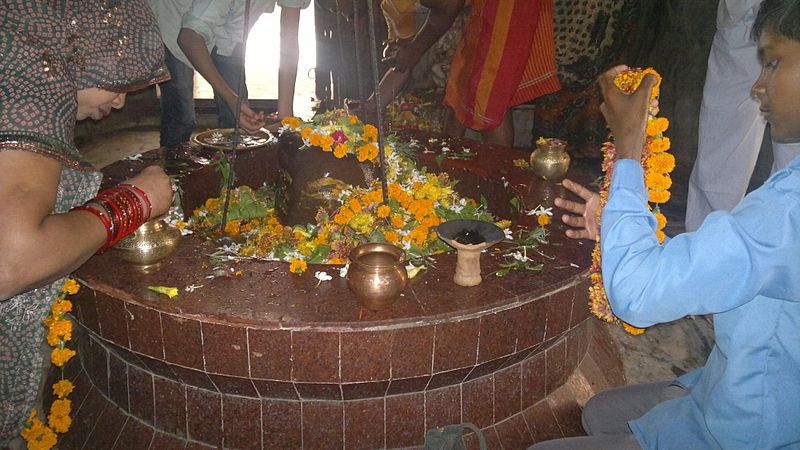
[71, 183, 153, 254]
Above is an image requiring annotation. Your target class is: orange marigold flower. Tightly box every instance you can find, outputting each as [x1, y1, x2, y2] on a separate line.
[333, 143, 349, 158]
[300, 127, 314, 140]
[52, 380, 74, 399]
[376, 204, 391, 218]
[623, 323, 646, 335]
[363, 124, 378, 141]
[50, 347, 76, 367]
[391, 214, 404, 229]
[50, 299, 72, 316]
[384, 230, 400, 243]
[653, 212, 667, 231]
[347, 198, 362, 212]
[649, 152, 675, 173]
[645, 172, 672, 191]
[281, 116, 301, 129]
[648, 189, 671, 204]
[646, 117, 669, 136]
[60, 279, 80, 295]
[318, 134, 335, 151]
[224, 220, 241, 236]
[348, 115, 358, 124]
[537, 214, 551, 226]
[289, 258, 308, 274]
[650, 137, 671, 153]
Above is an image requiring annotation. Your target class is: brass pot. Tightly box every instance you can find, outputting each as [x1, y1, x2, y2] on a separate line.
[347, 243, 408, 311]
[112, 217, 181, 268]
[530, 139, 570, 180]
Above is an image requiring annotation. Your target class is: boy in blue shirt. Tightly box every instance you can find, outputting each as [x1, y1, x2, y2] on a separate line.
[534, 0, 800, 448]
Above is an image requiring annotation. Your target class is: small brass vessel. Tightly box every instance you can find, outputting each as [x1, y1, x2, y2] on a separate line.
[530, 138, 570, 180]
[112, 217, 181, 269]
[347, 243, 408, 311]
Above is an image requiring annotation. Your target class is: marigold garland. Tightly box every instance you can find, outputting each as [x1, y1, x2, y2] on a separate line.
[590, 68, 675, 335]
[21, 279, 80, 449]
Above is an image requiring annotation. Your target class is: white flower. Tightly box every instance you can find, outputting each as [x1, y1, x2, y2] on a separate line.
[526, 204, 553, 217]
[339, 264, 349, 278]
[184, 284, 204, 293]
[315, 271, 332, 282]
[220, 243, 242, 254]
[503, 228, 514, 241]
[441, 146, 451, 152]
[510, 251, 532, 262]
[125, 153, 143, 161]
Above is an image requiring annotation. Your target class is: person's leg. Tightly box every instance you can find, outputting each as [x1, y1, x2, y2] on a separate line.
[211, 49, 247, 129]
[482, 111, 514, 146]
[159, 48, 196, 148]
[581, 381, 686, 435]
[443, 106, 466, 138]
[529, 433, 641, 450]
[686, 6, 764, 231]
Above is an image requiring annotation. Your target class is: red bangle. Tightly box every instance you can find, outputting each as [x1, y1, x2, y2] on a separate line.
[119, 183, 152, 222]
[72, 204, 114, 253]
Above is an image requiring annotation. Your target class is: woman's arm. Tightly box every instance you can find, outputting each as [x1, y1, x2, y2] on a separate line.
[0, 152, 172, 301]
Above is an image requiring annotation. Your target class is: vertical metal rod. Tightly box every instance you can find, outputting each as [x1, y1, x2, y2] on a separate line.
[221, 0, 252, 227]
[333, 0, 345, 106]
[365, 0, 389, 203]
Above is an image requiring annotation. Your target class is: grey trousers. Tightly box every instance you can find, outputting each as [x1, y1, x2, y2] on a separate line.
[528, 381, 687, 450]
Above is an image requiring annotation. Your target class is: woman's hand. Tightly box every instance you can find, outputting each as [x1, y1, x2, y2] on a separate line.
[554, 179, 600, 240]
[235, 102, 265, 134]
[598, 65, 659, 161]
[124, 165, 173, 218]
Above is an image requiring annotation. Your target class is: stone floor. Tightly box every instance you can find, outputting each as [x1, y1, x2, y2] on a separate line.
[79, 126, 716, 388]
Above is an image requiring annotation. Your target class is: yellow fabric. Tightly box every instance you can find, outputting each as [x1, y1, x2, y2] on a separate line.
[381, 0, 419, 41]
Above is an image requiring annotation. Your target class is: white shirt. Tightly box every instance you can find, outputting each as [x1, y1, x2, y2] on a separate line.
[716, 0, 761, 27]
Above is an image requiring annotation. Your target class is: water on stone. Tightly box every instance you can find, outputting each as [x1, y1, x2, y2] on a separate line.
[454, 229, 485, 245]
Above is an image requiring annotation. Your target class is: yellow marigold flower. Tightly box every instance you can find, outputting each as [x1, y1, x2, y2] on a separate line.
[300, 127, 314, 140]
[60, 279, 80, 295]
[49, 399, 71, 418]
[391, 214, 404, 229]
[649, 152, 675, 173]
[650, 137, 671, 153]
[363, 124, 378, 141]
[656, 229, 667, 243]
[48, 319, 72, 341]
[376, 204, 391, 218]
[384, 230, 400, 243]
[537, 214, 551, 226]
[50, 347, 76, 367]
[648, 189, 671, 204]
[646, 117, 669, 136]
[645, 172, 672, 191]
[224, 220, 241, 236]
[495, 220, 512, 229]
[52, 380, 74, 399]
[281, 116, 301, 129]
[333, 143, 349, 158]
[653, 212, 667, 231]
[289, 258, 308, 274]
[50, 299, 72, 316]
[348, 115, 358, 124]
[329, 257, 346, 265]
[318, 134, 335, 151]
[204, 197, 221, 212]
[513, 159, 530, 169]
[623, 323, 646, 335]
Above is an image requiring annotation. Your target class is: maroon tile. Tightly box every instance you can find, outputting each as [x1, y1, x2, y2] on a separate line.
[386, 376, 430, 395]
[154, 376, 186, 437]
[95, 294, 130, 348]
[302, 401, 344, 449]
[68, 370, 93, 412]
[223, 395, 262, 450]
[208, 373, 258, 397]
[186, 387, 222, 446]
[59, 386, 107, 450]
[128, 364, 154, 424]
[184, 441, 217, 450]
[427, 367, 471, 390]
[545, 339, 567, 395]
[86, 335, 109, 395]
[511, 300, 547, 351]
[252, 379, 298, 400]
[570, 279, 592, 328]
[292, 330, 340, 383]
[462, 375, 494, 429]
[477, 310, 517, 363]
[295, 382, 343, 400]
[463, 430, 490, 450]
[386, 392, 424, 448]
[482, 426, 503, 450]
[523, 401, 563, 443]
[521, 351, 546, 409]
[341, 330, 392, 382]
[202, 322, 249, 376]
[170, 364, 217, 391]
[73, 289, 100, 334]
[342, 381, 389, 400]
[590, 322, 625, 387]
[262, 399, 302, 449]
[82, 400, 128, 450]
[566, 321, 589, 377]
[110, 344, 146, 368]
[425, 385, 461, 431]
[390, 326, 433, 378]
[108, 352, 129, 411]
[161, 314, 204, 370]
[248, 328, 292, 380]
[113, 416, 154, 450]
[136, 352, 178, 381]
[433, 319, 479, 372]
[549, 395, 586, 438]
[494, 364, 522, 422]
[464, 357, 506, 382]
[148, 431, 185, 450]
[344, 398, 385, 450]
[126, 303, 164, 359]
[495, 413, 533, 450]
[545, 288, 574, 340]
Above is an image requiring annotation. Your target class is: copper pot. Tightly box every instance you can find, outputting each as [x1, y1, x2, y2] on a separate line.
[347, 243, 408, 311]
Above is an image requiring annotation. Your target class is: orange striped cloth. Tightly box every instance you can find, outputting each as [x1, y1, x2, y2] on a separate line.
[444, 0, 560, 131]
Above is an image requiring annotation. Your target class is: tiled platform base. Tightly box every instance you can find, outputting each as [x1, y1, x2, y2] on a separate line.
[54, 320, 623, 449]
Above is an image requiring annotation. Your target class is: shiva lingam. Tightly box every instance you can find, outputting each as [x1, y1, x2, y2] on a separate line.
[112, 216, 181, 271]
[347, 242, 409, 311]
[437, 219, 505, 287]
[530, 137, 570, 180]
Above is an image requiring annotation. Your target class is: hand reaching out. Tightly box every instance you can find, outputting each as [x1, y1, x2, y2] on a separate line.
[554, 179, 600, 240]
[237, 102, 265, 134]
